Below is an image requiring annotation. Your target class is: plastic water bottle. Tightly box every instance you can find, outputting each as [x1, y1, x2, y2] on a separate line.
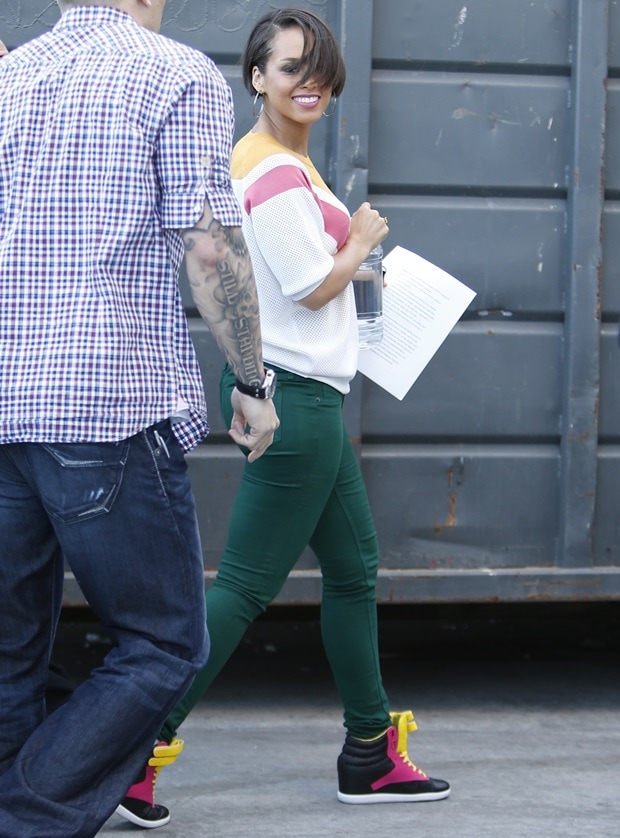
[353, 244, 384, 349]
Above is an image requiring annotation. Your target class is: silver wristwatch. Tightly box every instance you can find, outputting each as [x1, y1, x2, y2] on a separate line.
[234, 368, 277, 399]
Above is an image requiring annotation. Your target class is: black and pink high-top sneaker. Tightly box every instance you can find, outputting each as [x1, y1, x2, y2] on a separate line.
[116, 737, 184, 828]
[337, 711, 450, 804]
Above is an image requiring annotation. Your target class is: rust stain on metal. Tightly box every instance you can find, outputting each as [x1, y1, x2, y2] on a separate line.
[447, 466, 454, 489]
[433, 466, 458, 533]
[446, 493, 456, 527]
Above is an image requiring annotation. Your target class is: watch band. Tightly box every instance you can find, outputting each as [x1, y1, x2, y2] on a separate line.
[234, 368, 277, 399]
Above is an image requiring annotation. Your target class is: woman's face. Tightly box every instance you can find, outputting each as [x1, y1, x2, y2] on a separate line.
[252, 26, 332, 129]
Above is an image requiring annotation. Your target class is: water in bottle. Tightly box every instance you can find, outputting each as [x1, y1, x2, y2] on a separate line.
[353, 244, 384, 349]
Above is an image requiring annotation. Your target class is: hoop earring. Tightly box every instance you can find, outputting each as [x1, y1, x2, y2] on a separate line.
[323, 96, 337, 118]
[253, 91, 264, 118]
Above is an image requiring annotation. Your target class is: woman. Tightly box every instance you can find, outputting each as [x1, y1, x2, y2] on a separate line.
[119, 8, 449, 828]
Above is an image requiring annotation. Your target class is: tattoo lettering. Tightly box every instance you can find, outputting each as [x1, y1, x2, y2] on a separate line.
[183, 220, 263, 386]
[219, 259, 261, 384]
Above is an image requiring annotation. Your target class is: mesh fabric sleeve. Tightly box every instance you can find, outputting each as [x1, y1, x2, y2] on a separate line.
[245, 161, 335, 300]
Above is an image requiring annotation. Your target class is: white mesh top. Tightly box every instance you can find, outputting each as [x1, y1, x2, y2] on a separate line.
[231, 131, 359, 393]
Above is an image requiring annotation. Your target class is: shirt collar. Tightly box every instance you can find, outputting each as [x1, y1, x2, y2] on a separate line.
[55, 5, 137, 31]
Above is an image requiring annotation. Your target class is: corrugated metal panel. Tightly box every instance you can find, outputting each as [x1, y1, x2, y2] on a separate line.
[364, 445, 561, 568]
[4, 0, 618, 604]
[360, 0, 616, 599]
[361, 323, 563, 439]
[381, 198, 566, 314]
[600, 326, 620, 437]
[372, 0, 572, 68]
[370, 73, 569, 189]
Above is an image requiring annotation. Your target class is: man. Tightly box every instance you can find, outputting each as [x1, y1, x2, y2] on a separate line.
[0, 1, 278, 835]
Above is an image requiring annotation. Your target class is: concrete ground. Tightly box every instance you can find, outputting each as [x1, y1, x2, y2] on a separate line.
[52, 603, 620, 838]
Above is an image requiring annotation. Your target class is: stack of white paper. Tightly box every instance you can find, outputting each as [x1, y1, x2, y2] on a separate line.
[357, 245, 477, 400]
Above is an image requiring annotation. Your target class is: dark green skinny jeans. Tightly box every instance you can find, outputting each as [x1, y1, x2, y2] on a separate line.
[160, 365, 391, 742]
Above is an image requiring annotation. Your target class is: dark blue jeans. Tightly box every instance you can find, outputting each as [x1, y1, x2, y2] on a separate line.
[0, 421, 209, 837]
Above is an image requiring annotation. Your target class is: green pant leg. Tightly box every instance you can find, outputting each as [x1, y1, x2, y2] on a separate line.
[160, 367, 349, 741]
[159, 583, 261, 741]
[310, 430, 391, 739]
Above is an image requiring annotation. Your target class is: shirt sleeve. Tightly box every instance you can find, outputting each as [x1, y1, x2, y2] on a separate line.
[156, 61, 242, 230]
[245, 160, 336, 300]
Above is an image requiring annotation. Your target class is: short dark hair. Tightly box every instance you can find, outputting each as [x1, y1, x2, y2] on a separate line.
[241, 7, 346, 99]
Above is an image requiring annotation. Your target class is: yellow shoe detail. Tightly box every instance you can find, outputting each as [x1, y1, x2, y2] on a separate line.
[355, 729, 389, 742]
[146, 738, 184, 798]
[148, 737, 184, 768]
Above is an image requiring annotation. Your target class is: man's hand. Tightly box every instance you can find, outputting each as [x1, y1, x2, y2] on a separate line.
[229, 388, 280, 462]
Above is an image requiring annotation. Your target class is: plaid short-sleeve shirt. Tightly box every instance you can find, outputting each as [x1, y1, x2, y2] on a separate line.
[0, 6, 242, 450]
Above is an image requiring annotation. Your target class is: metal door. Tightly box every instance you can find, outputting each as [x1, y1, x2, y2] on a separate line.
[2, 0, 617, 604]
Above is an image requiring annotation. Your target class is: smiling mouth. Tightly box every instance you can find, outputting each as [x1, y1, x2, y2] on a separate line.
[293, 95, 320, 105]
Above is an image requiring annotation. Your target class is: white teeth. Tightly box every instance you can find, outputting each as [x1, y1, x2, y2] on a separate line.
[294, 96, 319, 104]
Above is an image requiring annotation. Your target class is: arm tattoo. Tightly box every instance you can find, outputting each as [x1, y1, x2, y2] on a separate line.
[183, 220, 264, 385]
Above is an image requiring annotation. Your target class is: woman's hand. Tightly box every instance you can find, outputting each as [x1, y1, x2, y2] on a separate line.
[348, 202, 389, 254]
[299, 203, 389, 310]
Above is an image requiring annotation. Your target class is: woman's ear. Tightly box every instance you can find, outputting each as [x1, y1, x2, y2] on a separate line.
[251, 66, 263, 94]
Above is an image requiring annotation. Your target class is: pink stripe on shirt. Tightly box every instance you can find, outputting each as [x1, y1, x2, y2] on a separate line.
[244, 165, 349, 250]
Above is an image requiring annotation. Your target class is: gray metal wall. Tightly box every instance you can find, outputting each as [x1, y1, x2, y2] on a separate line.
[4, 1, 618, 604]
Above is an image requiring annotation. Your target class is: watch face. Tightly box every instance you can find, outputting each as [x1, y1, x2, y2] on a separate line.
[235, 369, 276, 398]
[263, 369, 277, 398]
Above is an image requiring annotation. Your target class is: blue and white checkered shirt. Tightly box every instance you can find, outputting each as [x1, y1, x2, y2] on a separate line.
[0, 6, 242, 450]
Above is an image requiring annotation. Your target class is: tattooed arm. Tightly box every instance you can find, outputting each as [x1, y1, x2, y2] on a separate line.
[182, 205, 263, 385]
[182, 201, 279, 461]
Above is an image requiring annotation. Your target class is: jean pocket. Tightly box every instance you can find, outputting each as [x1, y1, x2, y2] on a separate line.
[35, 439, 130, 524]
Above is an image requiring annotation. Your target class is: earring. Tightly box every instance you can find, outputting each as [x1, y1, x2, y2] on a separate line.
[253, 91, 264, 118]
[323, 96, 337, 118]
